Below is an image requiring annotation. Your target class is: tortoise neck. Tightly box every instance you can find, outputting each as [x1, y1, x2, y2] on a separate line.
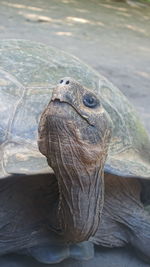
[43, 116, 111, 243]
[50, 156, 105, 243]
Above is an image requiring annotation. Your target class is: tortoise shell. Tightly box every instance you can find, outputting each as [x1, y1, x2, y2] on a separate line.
[0, 39, 150, 179]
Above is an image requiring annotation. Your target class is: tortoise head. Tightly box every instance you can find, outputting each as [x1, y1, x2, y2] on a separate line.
[38, 77, 112, 243]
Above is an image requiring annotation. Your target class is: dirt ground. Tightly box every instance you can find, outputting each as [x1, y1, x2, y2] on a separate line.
[0, 0, 150, 133]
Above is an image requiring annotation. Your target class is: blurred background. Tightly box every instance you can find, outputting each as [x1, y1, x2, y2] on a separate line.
[0, 0, 150, 133]
[0, 1, 150, 266]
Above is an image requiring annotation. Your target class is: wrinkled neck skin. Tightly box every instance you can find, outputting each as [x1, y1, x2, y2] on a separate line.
[47, 117, 106, 243]
[48, 118, 104, 242]
[38, 94, 112, 244]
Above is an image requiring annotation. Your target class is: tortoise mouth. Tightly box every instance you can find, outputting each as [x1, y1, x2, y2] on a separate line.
[51, 99, 94, 126]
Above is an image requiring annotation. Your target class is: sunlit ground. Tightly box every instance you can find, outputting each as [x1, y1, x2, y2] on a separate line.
[0, 0, 150, 132]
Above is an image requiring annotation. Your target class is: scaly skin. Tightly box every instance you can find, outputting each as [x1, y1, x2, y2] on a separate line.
[0, 173, 149, 264]
[38, 77, 150, 263]
[38, 77, 112, 242]
[91, 174, 150, 262]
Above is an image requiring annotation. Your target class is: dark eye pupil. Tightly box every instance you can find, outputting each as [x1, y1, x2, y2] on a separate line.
[88, 97, 94, 104]
[83, 93, 99, 108]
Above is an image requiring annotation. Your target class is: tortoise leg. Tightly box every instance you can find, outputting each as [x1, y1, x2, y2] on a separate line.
[91, 174, 150, 263]
[0, 174, 94, 263]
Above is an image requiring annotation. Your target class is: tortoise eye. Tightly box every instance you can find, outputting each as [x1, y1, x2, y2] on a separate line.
[83, 93, 99, 108]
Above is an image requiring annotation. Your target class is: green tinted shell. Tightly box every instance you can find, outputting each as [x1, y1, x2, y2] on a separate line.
[0, 40, 150, 179]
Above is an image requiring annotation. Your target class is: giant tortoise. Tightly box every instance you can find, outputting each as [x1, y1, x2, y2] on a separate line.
[0, 40, 150, 266]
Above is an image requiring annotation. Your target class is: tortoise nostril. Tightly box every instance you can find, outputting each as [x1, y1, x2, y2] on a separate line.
[59, 79, 69, 85]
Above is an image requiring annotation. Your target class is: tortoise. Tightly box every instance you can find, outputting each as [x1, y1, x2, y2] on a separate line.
[0, 39, 150, 266]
